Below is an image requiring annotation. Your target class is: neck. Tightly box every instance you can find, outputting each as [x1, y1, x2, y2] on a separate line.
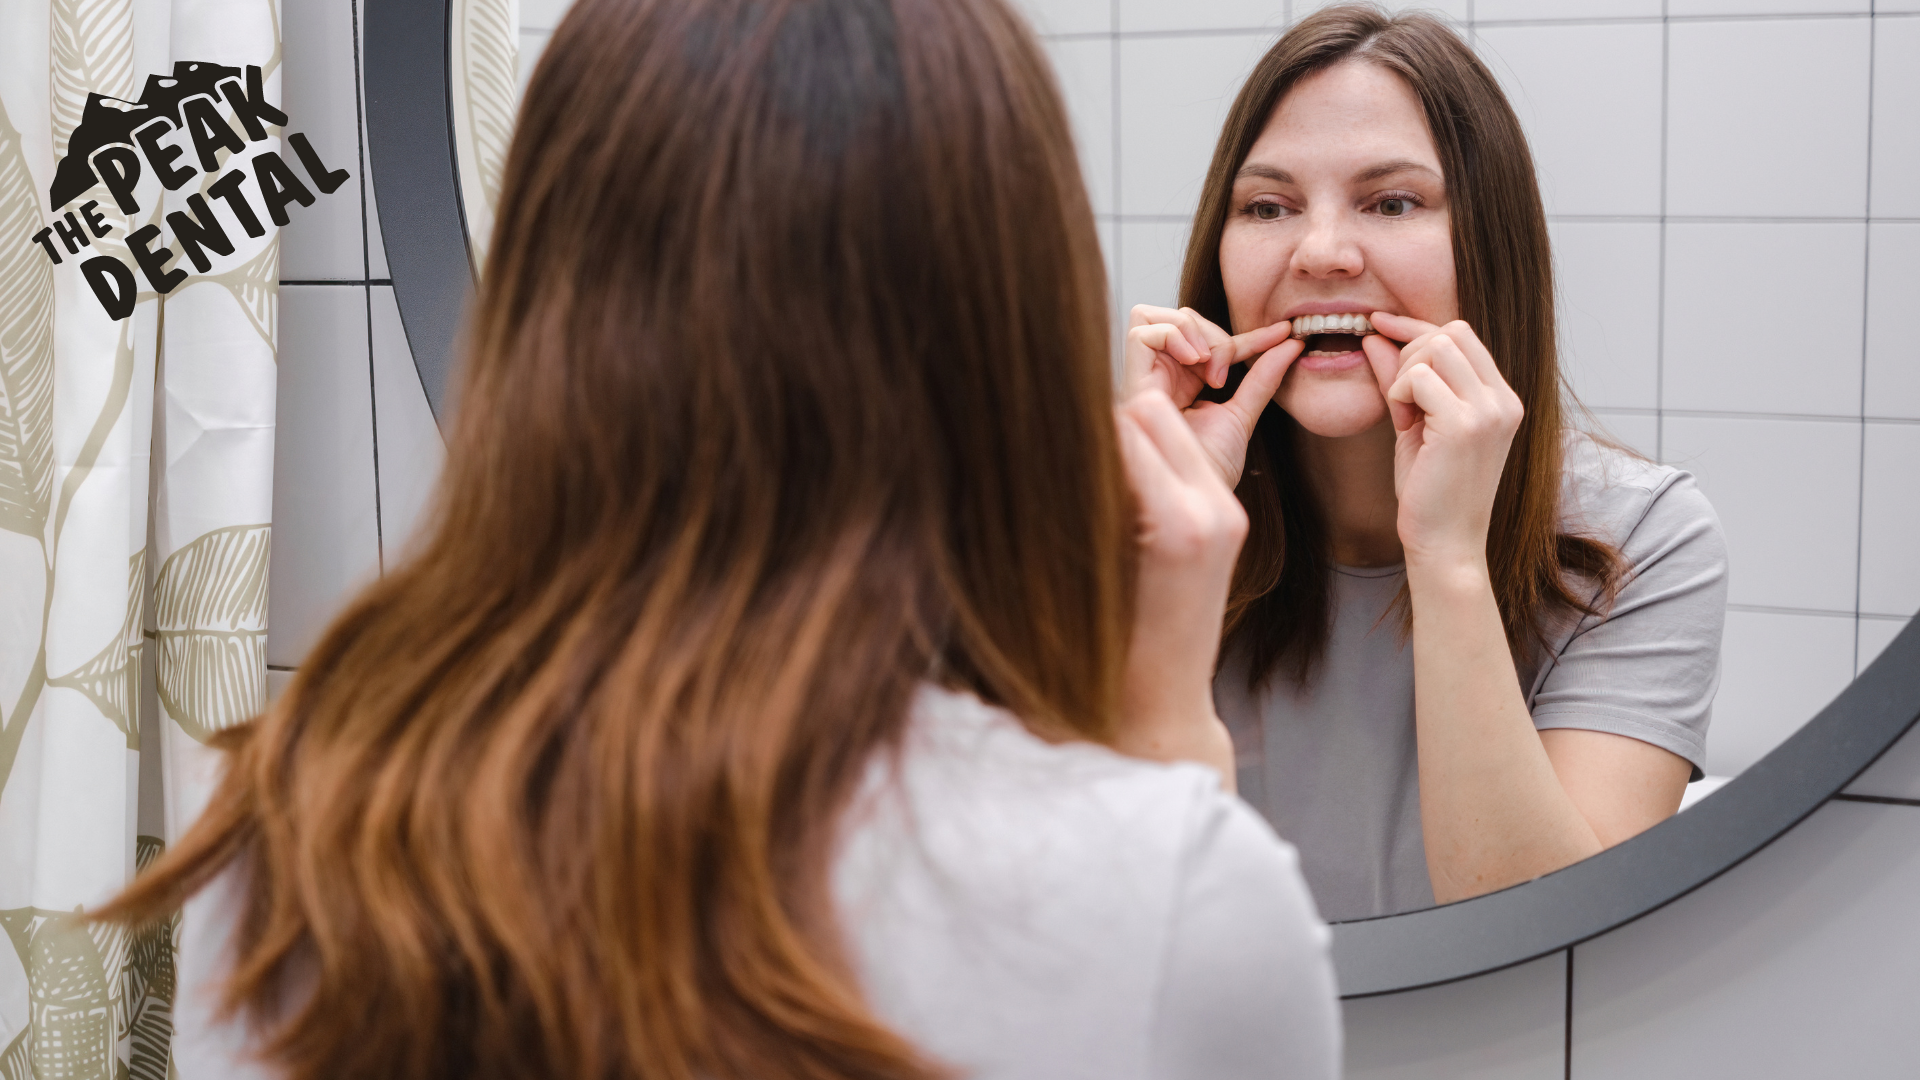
[1295, 419, 1402, 568]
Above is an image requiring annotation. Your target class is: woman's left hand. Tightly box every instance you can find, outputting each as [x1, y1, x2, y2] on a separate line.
[1362, 312, 1524, 570]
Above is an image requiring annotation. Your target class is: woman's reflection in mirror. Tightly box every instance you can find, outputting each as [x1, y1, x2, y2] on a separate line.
[1126, 4, 1729, 919]
[101, 0, 1343, 1077]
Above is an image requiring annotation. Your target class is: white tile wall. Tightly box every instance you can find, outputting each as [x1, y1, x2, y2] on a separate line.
[1661, 415, 1859, 613]
[1872, 16, 1920, 217]
[1669, 0, 1869, 13]
[1008, 0, 1109, 36]
[1344, 952, 1566, 1080]
[1666, 18, 1870, 218]
[1857, 615, 1912, 677]
[1477, 22, 1664, 218]
[1550, 222, 1662, 411]
[1661, 223, 1865, 417]
[1572, 801, 1920, 1078]
[280, 0, 366, 280]
[1118, 219, 1192, 313]
[1044, 38, 1115, 216]
[1475, 0, 1660, 18]
[269, 286, 381, 668]
[1845, 638, 1920, 796]
[1586, 411, 1659, 461]
[1115, 33, 1273, 218]
[1709, 609, 1857, 776]
[1864, 223, 1920, 419]
[1858, 422, 1920, 619]
[370, 287, 446, 564]
[1120, 0, 1284, 33]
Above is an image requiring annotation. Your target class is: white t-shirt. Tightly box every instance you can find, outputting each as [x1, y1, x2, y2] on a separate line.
[173, 684, 1342, 1080]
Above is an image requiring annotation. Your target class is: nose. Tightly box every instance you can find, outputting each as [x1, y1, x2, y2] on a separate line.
[1289, 209, 1364, 280]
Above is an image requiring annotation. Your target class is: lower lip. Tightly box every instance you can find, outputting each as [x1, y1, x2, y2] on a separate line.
[1295, 348, 1369, 373]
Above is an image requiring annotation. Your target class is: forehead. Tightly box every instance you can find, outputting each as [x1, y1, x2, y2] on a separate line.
[1247, 61, 1439, 173]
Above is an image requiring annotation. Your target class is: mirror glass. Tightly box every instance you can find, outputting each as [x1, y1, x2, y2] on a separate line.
[451, 0, 1915, 920]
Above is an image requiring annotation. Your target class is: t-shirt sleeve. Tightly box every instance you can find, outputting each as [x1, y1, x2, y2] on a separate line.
[1529, 468, 1728, 778]
[1148, 793, 1342, 1080]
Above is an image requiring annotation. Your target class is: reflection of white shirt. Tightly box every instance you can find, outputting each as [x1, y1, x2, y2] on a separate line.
[174, 684, 1341, 1080]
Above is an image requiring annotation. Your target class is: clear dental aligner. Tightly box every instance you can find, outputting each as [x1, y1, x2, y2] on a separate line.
[1290, 313, 1376, 339]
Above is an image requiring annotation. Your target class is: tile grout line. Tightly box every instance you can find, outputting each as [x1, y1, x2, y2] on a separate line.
[351, 0, 386, 573]
[1854, 4, 1876, 675]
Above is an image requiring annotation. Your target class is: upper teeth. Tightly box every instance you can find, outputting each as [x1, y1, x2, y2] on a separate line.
[1291, 313, 1375, 338]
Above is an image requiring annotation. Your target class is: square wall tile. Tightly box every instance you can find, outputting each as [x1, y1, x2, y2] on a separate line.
[1011, 0, 1109, 35]
[1668, 0, 1868, 12]
[1865, 223, 1920, 419]
[1662, 223, 1865, 417]
[1552, 222, 1661, 411]
[1872, 16, 1920, 217]
[1585, 411, 1658, 459]
[1478, 22, 1663, 217]
[1573, 802, 1920, 1078]
[1045, 38, 1114, 216]
[1846, 620, 1920, 797]
[1661, 415, 1859, 612]
[370, 287, 446, 564]
[1475, 0, 1661, 18]
[1294, 0, 1468, 22]
[1859, 422, 1920, 619]
[1345, 952, 1564, 1080]
[280, 0, 366, 279]
[1859, 616, 1913, 673]
[1121, 0, 1283, 33]
[358, 10, 391, 280]
[1117, 33, 1276, 217]
[269, 286, 380, 668]
[266, 668, 293, 704]
[1708, 609, 1856, 775]
[1118, 219, 1192, 313]
[1667, 19, 1870, 218]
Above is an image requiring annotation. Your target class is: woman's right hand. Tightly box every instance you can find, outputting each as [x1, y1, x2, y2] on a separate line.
[1111, 388, 1250, 787]
[1122, 305, 1301, 489]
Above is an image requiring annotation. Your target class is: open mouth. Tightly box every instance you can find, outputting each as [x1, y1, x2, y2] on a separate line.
[1291, 313, 1376, 357]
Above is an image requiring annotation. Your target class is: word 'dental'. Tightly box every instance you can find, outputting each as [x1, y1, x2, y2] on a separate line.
[31, 61, 349, 320]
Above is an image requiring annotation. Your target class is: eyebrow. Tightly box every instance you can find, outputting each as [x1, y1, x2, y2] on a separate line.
[1233, 159, 1443, 185]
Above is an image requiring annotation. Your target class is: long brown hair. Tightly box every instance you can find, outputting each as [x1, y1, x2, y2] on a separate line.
[1184, 4, 1620, 687]
[102, 1, 1127, 1077]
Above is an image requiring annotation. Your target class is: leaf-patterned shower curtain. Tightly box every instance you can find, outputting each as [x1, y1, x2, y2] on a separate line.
[0, 0, 279, 1073]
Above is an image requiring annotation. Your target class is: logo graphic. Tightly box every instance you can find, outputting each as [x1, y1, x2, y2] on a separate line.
[31, 61, 348, 320]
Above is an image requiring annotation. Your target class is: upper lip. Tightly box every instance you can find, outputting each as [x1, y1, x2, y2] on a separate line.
[1282, 302, 1389, 322]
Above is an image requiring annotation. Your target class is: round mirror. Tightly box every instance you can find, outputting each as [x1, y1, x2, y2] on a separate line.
[366, 0, 1920, 996]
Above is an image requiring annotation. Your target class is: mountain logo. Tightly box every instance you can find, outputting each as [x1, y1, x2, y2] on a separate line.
[32, 61, 349, 321]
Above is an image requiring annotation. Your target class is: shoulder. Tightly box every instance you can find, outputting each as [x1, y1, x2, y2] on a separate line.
[1557, 430, 1723, 557]
[840, 684, 1247, 894]
[832, 685, 1327, 1077]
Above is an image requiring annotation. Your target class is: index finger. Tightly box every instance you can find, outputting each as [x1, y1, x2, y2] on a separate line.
[1206, 320, 1293, 388]
[1368, 310, 1440, 345]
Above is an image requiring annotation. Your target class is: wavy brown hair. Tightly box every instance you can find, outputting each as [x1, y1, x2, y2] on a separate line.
[1186, 4, 1621, 687]
[101, 1, 1127, 1077]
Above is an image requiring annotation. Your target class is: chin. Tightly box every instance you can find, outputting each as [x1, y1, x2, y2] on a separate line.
[1277, 386, 1389, 439]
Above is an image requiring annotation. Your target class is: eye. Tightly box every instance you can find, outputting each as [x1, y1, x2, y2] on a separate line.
[1250, 201, 1285, 221]
[1377, 197, 1414, 218]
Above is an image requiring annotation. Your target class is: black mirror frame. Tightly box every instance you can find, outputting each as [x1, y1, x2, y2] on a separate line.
[362, 0, 1920, 999]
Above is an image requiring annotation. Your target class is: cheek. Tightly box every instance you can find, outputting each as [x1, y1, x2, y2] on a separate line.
[1374, 226, 1458, 322]
[1218, 227, 1287, 325]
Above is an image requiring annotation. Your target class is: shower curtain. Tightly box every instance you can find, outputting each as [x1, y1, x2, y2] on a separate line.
[0, 0, 280, 1074]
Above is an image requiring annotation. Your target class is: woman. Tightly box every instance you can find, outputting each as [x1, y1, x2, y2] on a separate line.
[1127, 5, 1727, 919]
[103, 0, 1339, 1077]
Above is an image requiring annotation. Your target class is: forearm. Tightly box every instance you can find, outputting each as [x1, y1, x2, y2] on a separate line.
[1407, 560, 1600, 903]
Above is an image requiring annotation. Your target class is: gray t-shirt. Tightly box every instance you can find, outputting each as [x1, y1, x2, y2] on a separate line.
[1215, 434, 1728, 922]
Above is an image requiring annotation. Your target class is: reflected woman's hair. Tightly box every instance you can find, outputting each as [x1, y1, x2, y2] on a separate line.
[104, 0, 1129, 1077]
[1187, 6, 1623, 687]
